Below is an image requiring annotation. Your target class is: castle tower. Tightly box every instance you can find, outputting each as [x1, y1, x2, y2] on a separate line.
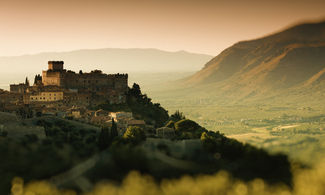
[48, 61, 64, 71]
[42, 61, 65, 86]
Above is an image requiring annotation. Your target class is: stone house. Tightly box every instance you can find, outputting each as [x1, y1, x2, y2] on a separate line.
[156, 127, 176, 139]
[127, 119, 146, 128]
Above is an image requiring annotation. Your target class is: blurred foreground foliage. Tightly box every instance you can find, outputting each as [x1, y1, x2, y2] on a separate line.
[0, 118, 100, 194]
[11, 159, 325, 195]
[0, 115, 293, 194]
[0, 96, 296, 194]
[123, 126, 146, 144]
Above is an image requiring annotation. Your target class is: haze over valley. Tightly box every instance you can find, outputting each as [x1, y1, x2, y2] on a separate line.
[141, 20, 325, 165]
[1, 0, 325, 194]
[0, 48, 210, 90]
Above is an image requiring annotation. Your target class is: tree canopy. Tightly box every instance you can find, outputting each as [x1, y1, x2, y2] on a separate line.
[126, 83, 169, 127]
[123, 126, 146, 144]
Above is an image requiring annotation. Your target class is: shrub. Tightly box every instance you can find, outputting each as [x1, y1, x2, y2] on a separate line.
[200, 131, 223, 153]
[170, 110, 185, 122]
[126, 83, 169, 127]
[175, 119, 200, 132]
[123, 126, 146, 144]
[0, 130, 8, 137]
[174, 119, 205, 139]
[165, 120, 175, 129]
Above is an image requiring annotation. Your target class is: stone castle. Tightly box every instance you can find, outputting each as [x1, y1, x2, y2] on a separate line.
[1, 61, 163, 138]
[9, 61, 128, 107]
[42, 61, 127, 91]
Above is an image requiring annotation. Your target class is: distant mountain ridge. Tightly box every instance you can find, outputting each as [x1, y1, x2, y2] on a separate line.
[0, 48, 212, 74]
[184, 20, 325, 100]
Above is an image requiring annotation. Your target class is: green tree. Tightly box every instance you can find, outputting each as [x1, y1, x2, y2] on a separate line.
[33, 74, 42, 85]
[17, 106, 33, 119]
[170, 110, 185, 122]
[201, 132, 221, 153]
[0, 102, 4, 111]
[125, 83, 169, 127]
[165, 120, 175, 129]
[174, 119, 205, 139]
[175, 119, 200, 132]
[123, 126, 146, 144]
[98, 126, 110, 150]
[36, 111, 42, 117]
[25, 77, 30, 86]
[0, 130, 8, 137]
[111, 118, 118, 138]
[130, 83, 141, 97]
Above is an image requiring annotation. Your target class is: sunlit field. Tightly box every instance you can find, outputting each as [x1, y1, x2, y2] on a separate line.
[138, 73, 325, 166]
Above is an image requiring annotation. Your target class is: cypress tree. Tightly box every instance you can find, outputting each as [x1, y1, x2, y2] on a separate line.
[25, 77, 30, 86]
[111, 118, 118, 138]
[98, 126, 110, 150]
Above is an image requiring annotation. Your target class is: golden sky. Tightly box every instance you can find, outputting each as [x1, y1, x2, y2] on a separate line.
[0, 0, 324, 56]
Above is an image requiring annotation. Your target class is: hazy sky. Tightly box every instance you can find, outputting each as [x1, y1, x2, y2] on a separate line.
[0, 0, 324, 56]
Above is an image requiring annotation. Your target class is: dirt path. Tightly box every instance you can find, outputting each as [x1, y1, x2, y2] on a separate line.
[276, 124, 300, 129]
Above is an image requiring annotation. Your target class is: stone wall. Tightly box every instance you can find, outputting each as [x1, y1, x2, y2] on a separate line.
[8, 61, 129, 108]
[42, 71, 63, 86]
[62, 71, 128, 91]
[10, 83, 28, 93]
[42, 69, 128, 95]
[29, 91, 64, 102]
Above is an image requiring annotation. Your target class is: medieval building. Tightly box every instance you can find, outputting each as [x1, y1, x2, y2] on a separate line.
[9, 61, 128, 107]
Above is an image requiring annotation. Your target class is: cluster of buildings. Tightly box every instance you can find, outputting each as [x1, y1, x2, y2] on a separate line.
[1, 61, 128, 122]
[66, 109, 147, 135]
[0, 61, 175, 138]
[10, 61, 128, 106]
[0, 61, 128, 110]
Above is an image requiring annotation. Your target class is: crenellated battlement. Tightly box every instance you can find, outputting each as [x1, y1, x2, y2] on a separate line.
[41, 61, 128, 96]
[48, 61, 64, 71]
[8, 61, 129, 106]
[107, 73, 128, 78]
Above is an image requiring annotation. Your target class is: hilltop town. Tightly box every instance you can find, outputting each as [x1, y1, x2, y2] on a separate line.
[0, 61, 294, 194]
[10, 61, 128, 105]
[0, 61, 171, 136]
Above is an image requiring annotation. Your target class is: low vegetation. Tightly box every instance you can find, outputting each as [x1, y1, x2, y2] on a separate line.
[13, 161, 325, 195]
[98, 83, 169, 127]
[0, 108, 294, 194]
[123, 126, 146, 144]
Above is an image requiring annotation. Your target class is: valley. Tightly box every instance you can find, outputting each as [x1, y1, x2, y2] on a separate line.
[133, 20, 325, 166]
[1, 0, 325, 194]
[142, 80, 325, 165]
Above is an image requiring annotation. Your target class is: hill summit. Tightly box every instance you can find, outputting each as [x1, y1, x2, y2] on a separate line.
[185, 20, 325, 99]
[0, 48, 212, 74]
